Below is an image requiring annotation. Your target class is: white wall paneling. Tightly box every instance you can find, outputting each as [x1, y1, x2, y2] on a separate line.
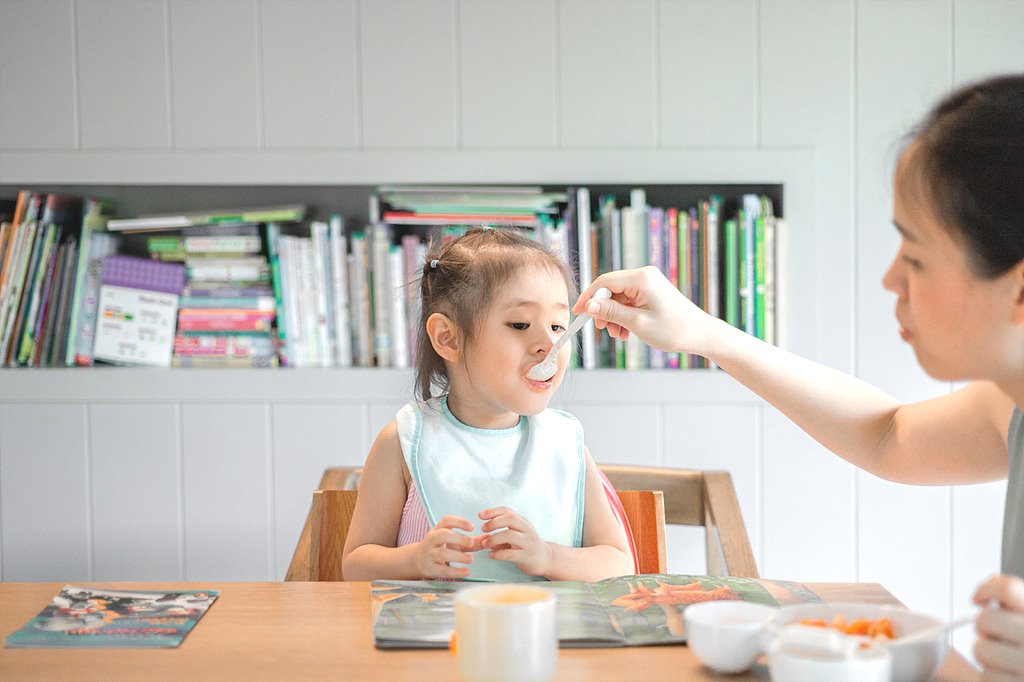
[3, 3, 1024, 665]
[260, 0, 360, 150]
[0, 0, 77, 149]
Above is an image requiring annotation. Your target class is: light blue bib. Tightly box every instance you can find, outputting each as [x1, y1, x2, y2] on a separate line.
[396, 397, 585, 581]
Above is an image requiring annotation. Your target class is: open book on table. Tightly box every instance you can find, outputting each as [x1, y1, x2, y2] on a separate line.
[372, 574, 821, 649]
[4, 585, 219, 648]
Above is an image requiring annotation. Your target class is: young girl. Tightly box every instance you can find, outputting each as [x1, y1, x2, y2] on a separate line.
[342, 228, 633, 582]
[578, 74, 1024, 679]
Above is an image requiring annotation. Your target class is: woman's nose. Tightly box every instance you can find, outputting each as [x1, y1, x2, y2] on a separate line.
[882, 257, 905, 298]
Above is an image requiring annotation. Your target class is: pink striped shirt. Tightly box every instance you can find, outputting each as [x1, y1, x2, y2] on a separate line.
[396, 479, 431, 546]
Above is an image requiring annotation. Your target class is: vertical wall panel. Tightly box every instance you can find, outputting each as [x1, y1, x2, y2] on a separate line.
[0, 404, 90, 580]
[953, 0, 1024, 86]
[0, 0, 76, 149]
[559, 0, 656, 148]
[761, 408, 855, 582]
[182, 403, 271, 580]
[659, 0, 757, 148]
[271, 402, 365, 579]
[261, 0, 359, 149]
[662, 404, 760, 562]
[360, 0, 457, 149]
[169, 0, 259, 149]
[565, 404, 660, 466]
[368, 401, 409, 452]
[856, 0, 954, 619]
[856, 0, 951, 401]
[459, 0, 556, 149]
[761, 0, 854, 372]
[77, 0, 170, 149]
[90, 403, 181, 580]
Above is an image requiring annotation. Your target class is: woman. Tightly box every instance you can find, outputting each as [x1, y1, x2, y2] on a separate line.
[577, 74, 1024, 680]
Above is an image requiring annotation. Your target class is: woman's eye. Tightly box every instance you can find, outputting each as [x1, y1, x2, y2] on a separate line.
[902, 255, 923, 270]
[509, 322, 529, 330]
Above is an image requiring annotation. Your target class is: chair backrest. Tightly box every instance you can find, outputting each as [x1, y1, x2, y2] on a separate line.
[302, 486, 664, 581]
[286, 463, 758, 580]
[308, 489, 358, 581]
[599, 464, 758, 578]
[614, 489, 666, 574]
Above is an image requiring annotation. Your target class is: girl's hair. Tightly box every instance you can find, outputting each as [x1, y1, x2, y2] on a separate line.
[414, 228, 577, 402]
[901, 73, 1024, 278]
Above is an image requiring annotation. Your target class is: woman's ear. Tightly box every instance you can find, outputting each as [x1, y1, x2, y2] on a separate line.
[426, 312, 460, 362]
[1011, 261, 1024, 325]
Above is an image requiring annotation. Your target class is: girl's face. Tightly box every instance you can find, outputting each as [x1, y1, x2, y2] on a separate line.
[882, 149, 1024, 382]
[447, 264, 571, 428]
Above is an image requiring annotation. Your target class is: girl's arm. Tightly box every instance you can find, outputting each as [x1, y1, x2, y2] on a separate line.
[342, 420, 479, 581]
[578, 267, 1013, 485]
[480, 449, 634, 581]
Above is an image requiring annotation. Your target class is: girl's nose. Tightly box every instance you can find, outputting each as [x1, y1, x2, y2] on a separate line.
[533, 327, 558, 355]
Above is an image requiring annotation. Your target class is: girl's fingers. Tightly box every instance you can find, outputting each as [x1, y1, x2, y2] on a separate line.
[483, 528, 522, 551]
[436, 515, 475, 533]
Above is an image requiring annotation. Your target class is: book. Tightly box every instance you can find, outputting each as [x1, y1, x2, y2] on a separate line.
[329, 215, 353, 368]
[65, 199, 119, 366]
[4, 585, 218, 648]
[91, 256, 185, 367]
[106, 204, 305, 232]
[371, 574, 821, 650]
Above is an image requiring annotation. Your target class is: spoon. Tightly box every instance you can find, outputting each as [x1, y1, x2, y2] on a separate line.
[526, 287, 612, 381]
[894, 614, 973, 646]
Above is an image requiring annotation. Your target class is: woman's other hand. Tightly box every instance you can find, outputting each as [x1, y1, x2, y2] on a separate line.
[972, 573, 1024, 680]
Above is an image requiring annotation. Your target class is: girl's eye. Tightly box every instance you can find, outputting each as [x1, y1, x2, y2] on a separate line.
[551, 324, 566, 333]
[509, 322, 529, 330]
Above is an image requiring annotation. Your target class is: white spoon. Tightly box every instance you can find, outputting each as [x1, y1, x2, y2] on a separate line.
[526, 287, 612, 381]
[894, 614, 973, 646]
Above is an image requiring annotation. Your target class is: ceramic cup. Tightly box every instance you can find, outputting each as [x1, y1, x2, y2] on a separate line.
[454, 584, 558, 682]
[684, 600, 778, 674]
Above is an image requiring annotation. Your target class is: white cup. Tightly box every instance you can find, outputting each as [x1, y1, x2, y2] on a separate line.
[454, 584, 558, 682]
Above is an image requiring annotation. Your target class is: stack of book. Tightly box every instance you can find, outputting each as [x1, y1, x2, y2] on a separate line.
[106, 204, 305, 369]
[149, 230, 278, 368]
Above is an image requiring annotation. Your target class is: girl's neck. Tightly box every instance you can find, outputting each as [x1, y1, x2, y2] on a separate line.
[444, 394, 521, 430]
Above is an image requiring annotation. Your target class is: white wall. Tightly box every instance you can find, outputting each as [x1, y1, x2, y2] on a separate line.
[1, 0, 1023, 660]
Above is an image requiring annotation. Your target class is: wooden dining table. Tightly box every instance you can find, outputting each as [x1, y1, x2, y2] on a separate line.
[0, 581, 978, 681]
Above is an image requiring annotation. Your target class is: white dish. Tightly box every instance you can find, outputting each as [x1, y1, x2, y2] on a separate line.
[683, 600, 778, 674]
[767, 623, 892, 682]
[762, 602, 948, 682]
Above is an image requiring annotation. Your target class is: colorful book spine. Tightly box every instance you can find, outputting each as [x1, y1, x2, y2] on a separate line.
[329, 215, 352, 368]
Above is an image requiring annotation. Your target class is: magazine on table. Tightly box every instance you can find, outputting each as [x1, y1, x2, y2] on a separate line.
[4, 585, 219, 648]
[371, 574, 820, 649]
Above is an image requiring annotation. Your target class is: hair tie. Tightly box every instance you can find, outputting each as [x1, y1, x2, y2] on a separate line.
[430, 259, 439, 269]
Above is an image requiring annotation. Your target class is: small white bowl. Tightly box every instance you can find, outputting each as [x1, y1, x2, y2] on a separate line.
[762, 603, 947, 682]
[767, 624, 892, 682]
[684, 601, 778, 674]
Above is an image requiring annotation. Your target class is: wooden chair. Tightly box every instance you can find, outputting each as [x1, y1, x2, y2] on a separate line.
[599, 464, 758, 578]
[286, 463, 757, 580]
[295, 486, 665, 582]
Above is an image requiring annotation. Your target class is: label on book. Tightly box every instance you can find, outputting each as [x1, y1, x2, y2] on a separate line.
[92, 284, 179, 367]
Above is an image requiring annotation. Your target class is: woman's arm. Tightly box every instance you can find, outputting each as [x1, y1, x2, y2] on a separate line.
[578, 267, 1012, 485]
[342, 421, 479, 581]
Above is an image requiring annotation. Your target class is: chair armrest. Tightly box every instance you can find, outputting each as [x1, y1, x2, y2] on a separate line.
[702, 471, 759, 578]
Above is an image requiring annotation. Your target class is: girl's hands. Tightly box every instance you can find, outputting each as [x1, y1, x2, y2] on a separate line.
[972, 574, 1024, 680]
[574, 266, 719, 357]
[413, 515, 483, 580]
[478, 507, 553, 578]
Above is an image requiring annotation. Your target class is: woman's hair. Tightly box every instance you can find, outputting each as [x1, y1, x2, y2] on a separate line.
[901, 73, 1024, 278]
[414, 228, 577, 402]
